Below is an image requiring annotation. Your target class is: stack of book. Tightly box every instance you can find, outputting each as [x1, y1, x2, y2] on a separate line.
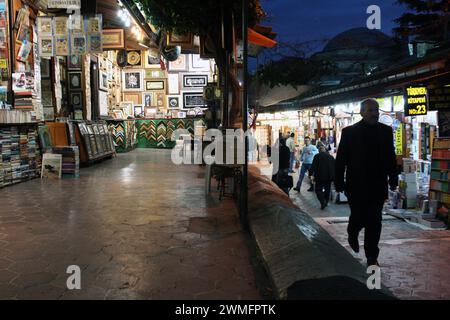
[0, 110, 35, 123]
[0, 126, 41, 188]
[52, 146, 80, 178]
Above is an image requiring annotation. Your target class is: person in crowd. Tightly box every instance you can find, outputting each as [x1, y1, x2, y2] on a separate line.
[335, 99, 398, 267]
[286, 132, 296, 173]
[310, 145, 335, 210]
[272, 138, 292, 195]
[293, 136, 318, 192]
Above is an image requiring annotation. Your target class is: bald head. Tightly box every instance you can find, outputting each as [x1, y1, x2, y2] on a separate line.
[360, 99, 379, 125]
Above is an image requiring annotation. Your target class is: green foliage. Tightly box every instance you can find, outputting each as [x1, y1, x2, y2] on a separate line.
[394, 0, 449, 41]
[133, 0, 264, 36]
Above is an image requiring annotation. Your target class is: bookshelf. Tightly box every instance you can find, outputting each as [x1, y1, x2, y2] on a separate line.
[429, 138, 450, 222]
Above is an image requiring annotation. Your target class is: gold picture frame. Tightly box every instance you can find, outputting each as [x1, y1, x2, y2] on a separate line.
[102, 29, 125, 49]
[123, 92, 141, 106]
[167, 32, 194, 47]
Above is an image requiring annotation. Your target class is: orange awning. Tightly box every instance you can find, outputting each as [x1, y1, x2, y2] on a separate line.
[248, 28, 277, 48]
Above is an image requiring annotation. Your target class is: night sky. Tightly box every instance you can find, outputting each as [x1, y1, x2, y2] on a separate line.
[256, 0, 408, 56]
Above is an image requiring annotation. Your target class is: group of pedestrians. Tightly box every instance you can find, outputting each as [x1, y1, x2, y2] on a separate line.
[270, 99, 398, 267]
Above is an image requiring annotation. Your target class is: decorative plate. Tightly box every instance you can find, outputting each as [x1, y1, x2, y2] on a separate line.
[127, 51, 141, 66]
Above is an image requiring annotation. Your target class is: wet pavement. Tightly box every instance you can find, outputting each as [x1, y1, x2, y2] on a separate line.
[256, 162, 450, 300]
[0, 150, 262, 300]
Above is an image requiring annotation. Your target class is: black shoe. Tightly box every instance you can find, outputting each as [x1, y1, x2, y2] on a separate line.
[348, 234, 359, 253]
[367, 259, 380, 267]
[307, 187, 314, 192]
[293, 187, 300, 192]
[320, 202, 326, 210]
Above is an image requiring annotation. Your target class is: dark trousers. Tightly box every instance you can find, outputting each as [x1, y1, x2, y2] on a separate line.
[315, 180, 331, 205]
[347, 197, 384, 261]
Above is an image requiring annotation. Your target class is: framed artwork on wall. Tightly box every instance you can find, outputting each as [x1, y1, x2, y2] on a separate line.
[69, 92, 83, 109]
[68, 55, 82, 69]
[168, 54, 187, 71]
[144, 48, 161, 68]
[183, 92, 207, 108]
[167, 32, 194, 47]
[144, 69, 166, 79]
[191, 54, 210, 69]
[134, 106, 143, 117]
[68, 71, 82, 90]
[102, 29, 125, 49]
[123, 92, 140, 105]
[99, 71, 108, 91]
[122, 70, 143, 91]
[168, 73, 180, 94]
[182, 74, 208, 89]
[127, 50, 142, 67]
[142, 92, 153, 107]
[145, 79, 165, 91]
[167, 95, 180, 109]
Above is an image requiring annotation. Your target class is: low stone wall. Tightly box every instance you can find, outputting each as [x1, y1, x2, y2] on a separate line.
[248, 165, 394, 300]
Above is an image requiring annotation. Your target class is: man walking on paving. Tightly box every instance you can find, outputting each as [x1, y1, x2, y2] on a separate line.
[310, 145, 335, 210]
[294, 136, 318, 192]
[286, 132, 296, 173]
[335, 99, 398, 267]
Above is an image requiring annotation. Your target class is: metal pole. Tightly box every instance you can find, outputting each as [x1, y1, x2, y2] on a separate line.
[241, 0, 249, 230]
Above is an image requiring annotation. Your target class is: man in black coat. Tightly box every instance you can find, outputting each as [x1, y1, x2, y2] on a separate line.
[335, 99, 398, 267]
[310, 145, 335, 210]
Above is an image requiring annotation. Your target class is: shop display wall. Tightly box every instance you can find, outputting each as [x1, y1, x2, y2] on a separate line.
[430, 138, 450, 208]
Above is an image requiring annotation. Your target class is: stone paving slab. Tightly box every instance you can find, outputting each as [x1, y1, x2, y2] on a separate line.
[0, 150, 262, 300]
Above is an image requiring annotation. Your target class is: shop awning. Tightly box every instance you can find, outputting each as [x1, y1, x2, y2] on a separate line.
[248, 28, 277, 48]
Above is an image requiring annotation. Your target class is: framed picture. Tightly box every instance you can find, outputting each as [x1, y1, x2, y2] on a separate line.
[120, 101, 134, 115]
[142, 92, 153, 107]
[69, 92, 83, 108]
[144, 48, 161, 68]
[127, 50, 142, 67]
[168, 54, 187, 71]
[156, 92, 165, 108]
[87, 15, 102, 33]
[68, 72, 82, 90]
[99, 71, 108, 91]
[167, 33, 194, 47]
[68, 55, 82, 69]
[54, 16, 68, 35]
[168, 73, 180, 94]
[167, 95, 180, 109]
[41, 153, 62, 179]
[69, 14, 84, 34]
[144, 69, 166, 79]
[145, 80, 165, 91]
[39, 37, 54, 57]
[38, 17, 53, 36]
[113, 109, 124, 119]
[89, 33, 103, 53]
[122, 70, 143, 91]
[123, 92, 140, 105]
[191, 54, 210, 69]
[182, 74, 208, 89]
[43, 107, 55, 120]
[55, 36, 69, 56]
[102, 29, 125, 49]
[183, 92, 207, 108]
[71, 34, 87, 55]
[99, 90, 109, 116]
[134, 105, 143, 117]
[145, 107, 157, 118]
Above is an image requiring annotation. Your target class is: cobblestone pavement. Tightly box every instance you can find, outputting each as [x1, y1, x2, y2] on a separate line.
[0, 150, 262, 300]
[256, 162, 450, 300]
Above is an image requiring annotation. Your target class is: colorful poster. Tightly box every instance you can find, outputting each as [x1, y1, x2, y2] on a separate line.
[39, 36, 54, 57]
[71, 34, 86, 55]
[88, 33, 102, 53]
[55, 36, 69, 56]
